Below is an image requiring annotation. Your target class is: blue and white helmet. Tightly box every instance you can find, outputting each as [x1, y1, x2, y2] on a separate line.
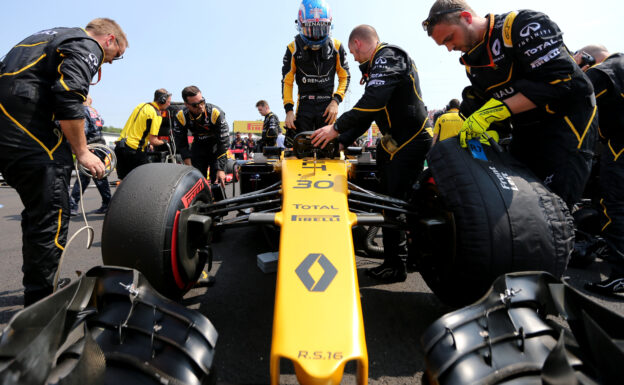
[297, 0, 333, 49]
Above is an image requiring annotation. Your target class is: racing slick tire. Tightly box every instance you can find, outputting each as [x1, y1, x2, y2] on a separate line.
[418, 138, 574, 306]
[102, 163, 213, 299]
[224, 158, 240, 183]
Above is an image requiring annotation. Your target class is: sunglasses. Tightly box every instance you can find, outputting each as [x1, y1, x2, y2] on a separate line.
[113, 37, 123, 61]
[188, 98, 206, 108]
[422, 8, 464, 32]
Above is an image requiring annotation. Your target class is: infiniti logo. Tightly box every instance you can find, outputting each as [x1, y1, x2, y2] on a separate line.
[520, 22, 541, 37]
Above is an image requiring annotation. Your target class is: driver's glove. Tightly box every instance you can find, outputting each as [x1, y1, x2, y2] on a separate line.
[459, 98, 510, 148]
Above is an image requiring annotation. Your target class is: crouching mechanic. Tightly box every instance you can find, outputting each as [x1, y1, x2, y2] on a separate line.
[573, 45, 624, 295]
[423, 0, 598, 207]
[115, 89, 171, 179]
[0, 18, 127, 306]
[312, 25, 432, 283]
[174, 85, 230, 187]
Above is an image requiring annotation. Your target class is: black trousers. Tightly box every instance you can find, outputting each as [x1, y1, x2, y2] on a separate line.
[600, 140, 624, 275]
[510, 104, 597, 208]
[70, 171, 111, 208]
[376, 135, 432, 265]
[114, 144, 148, 180]
[285, 98, 332, 145]
[191, 139, 220, 183]
[1, 162, 72, 305]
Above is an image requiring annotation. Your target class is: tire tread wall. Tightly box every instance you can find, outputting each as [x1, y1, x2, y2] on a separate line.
[424, 138, 573, 305]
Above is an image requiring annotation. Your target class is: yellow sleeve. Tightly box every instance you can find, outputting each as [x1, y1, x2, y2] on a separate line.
[281, 42, 297, 107]
[176, 109, 186, 126]
[333, 39, 350, 101]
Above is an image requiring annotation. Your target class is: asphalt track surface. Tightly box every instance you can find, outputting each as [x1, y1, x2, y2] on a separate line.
[1, 174, 623, 384]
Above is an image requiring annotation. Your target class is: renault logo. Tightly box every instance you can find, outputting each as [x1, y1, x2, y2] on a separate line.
[295, 253, 337, 292]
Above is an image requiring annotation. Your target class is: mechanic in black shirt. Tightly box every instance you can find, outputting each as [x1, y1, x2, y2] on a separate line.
[0, 18, 127, 306]
[282, 0, 350, 146]
[69, 96, 112, 215]
[423, 0, 597, 208]
[174, 85, 230, 186]
[230, 132, 246, 160]
[312, 24, 432, 283]
[573, 45, 624, 295]
[256, 100, 280, 148]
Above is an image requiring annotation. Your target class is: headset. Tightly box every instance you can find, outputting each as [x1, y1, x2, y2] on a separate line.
[156, 90, 172, 105]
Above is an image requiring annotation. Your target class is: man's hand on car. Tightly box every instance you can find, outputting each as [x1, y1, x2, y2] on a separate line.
[216, 170, 226, 188]
[311, 124, 339, 149]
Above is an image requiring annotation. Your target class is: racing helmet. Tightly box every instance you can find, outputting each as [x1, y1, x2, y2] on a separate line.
[297, 0, 333, 49]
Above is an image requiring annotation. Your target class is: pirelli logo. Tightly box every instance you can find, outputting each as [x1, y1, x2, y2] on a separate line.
[291, 215, 341, 222]
[181, 178, 205, 208]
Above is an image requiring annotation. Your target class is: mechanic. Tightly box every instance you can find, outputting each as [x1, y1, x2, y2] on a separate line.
[282, 0, 350, 146]
[115, 88, 171, 180]
[245, 133, 256, 154]
[70, 96, 112, 215]
[256, 100, 280, 148]
[0, 18, 127, 306]
[423, 0, 597, 207]
[230, 132, 246, 160]
[174, 85, 230, 186]
[312, 24, 432, 283]
[431, 98, 464, 146]
[572, 45, 624, 295]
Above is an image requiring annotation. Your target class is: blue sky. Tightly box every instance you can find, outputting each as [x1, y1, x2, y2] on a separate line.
[1, 0, 621, 128]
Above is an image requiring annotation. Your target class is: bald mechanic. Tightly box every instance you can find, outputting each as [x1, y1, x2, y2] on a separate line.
[0, 18, 127, 306]
[423, 0, 597, 207]
[312, 25, 432, 283]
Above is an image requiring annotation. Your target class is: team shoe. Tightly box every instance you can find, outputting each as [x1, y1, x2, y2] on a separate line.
[70, 206, 79, 217]
[584, 276, 624, 297]
[366, 262, 407, 283]
[194, 269, 216, 287]
[94, 204, 109, 214]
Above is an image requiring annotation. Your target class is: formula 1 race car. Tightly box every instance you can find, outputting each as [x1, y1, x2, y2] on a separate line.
[101, 132, 573, 384]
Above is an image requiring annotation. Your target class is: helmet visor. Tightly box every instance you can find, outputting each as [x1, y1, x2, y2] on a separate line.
[301, 21, 331, 41]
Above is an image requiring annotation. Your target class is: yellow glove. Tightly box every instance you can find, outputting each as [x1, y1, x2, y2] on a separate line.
[480, 130, 500, 146]
[459, 98, 510, 148]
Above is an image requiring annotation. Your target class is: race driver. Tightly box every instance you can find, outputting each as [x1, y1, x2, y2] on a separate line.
[282, 0, 350, 145]
[174, 85, 230, 187]
[312, 24, 432, 283]
[423, 0, 597, 207]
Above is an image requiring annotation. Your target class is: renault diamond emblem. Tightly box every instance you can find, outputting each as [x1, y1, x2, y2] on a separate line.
[295, 253, 338, 292]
